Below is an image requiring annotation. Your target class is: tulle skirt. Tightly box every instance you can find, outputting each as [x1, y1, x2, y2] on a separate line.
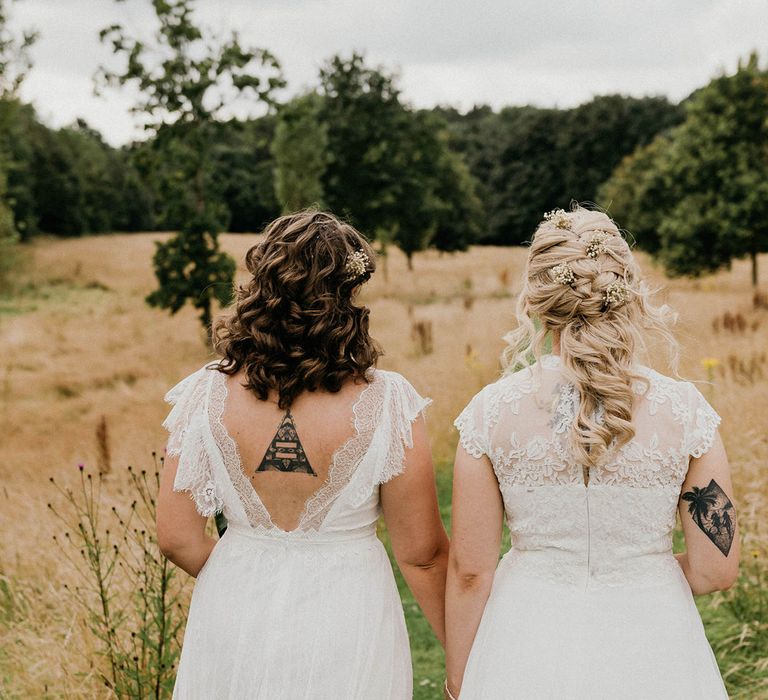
[460, 552, 728, 700]
[172, 524, 412, 699]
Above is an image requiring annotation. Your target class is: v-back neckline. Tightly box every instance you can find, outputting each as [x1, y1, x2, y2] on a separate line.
[208, 369, 379, 534]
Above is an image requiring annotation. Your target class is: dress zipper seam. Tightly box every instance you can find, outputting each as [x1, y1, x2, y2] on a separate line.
[585, 487, 591, 591]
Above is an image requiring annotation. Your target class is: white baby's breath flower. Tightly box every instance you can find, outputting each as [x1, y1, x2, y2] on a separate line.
[543, 208, 571, 229]
[551, 262, 576, 286]
[584, 230, 612, 258]
[344, 250, 369, 281]
[603, 282, 629, 307]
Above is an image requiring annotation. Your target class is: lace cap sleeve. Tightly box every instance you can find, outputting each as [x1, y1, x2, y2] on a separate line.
[684, 382, 721, 459]
[454, 387, 491, 459]
[162, 364, 223, 517]
[379, 372, 432, 484]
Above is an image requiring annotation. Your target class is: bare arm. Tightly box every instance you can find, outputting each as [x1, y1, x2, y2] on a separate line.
[676, 431, 739, 595]
[381, 415, 450, 647]
[445, 445, 504, 698]
[156, 452, 217, 577]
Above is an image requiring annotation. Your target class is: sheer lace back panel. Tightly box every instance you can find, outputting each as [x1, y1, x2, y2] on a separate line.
[455, 355, 721, 587]
[163, 365, 430, 536]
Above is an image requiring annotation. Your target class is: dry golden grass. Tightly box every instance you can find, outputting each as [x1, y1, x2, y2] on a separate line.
[0, 233, 766, 696]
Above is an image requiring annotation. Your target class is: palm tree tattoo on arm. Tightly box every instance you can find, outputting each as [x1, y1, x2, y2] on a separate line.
[681, 479, 735, 556]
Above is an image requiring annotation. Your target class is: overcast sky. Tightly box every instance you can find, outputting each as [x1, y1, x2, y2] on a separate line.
[10, 0, 768, 146]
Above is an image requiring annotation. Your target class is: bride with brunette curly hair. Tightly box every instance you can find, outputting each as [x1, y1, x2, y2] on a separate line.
[446, 206, 738, 699]
[157, 210, 448, 699]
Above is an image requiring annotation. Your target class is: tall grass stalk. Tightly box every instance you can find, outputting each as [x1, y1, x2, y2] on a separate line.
[706, 517, 768, 699]
[48, 454, 185, 698]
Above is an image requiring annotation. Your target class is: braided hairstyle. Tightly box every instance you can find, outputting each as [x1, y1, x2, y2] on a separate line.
[212, 209, 381, 409]
[504, 206, 678, 468]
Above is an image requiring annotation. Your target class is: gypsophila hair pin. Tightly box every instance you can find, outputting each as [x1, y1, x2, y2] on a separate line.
[543, 208, 571, 230]
[551, 262, 576, 286]
[584, 230, 612, 258]
[603, 282, 629, 308]
[344, 250, 369, 281]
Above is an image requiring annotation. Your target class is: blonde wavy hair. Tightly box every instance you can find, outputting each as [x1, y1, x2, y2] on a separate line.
[503, 206, 679, 468]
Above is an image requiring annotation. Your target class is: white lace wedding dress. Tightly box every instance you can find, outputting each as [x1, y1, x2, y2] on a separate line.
[454, 355, 727, 699]
[162, 363, 430, 699]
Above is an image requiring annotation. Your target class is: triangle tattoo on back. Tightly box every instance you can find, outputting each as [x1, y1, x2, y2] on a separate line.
[256, 410, 317, 476]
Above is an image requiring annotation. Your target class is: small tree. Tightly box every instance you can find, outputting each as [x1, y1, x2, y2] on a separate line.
[272, 93, 328, 212]
[98, 0, 284, 336]
[393, 110, 481, 268]
[318, 53, 406, 239]
[318, 54, 480, 268]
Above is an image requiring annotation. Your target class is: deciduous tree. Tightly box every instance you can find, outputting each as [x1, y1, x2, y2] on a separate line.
[98, 0, 284, 335]
[600, 54, 768, 287]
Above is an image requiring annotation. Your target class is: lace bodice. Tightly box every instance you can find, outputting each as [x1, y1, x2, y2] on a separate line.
[163, 364, 430, 538]
[455, 355, 721, 588]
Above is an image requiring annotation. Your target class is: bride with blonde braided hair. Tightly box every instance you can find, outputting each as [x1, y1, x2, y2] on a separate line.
[446, 206, 738, 699]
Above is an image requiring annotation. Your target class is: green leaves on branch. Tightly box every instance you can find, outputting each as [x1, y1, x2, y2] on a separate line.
[272, 94, 328, 212]
[97, 0, 284, 133]
[314, 53, 480, 262]
[146, 213, 236, 331]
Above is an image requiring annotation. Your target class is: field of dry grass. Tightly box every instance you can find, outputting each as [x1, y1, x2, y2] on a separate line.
[1, 233, 766, 697]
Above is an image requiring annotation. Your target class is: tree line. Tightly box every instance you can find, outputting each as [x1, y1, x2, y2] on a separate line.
[1, 61, 682, 255]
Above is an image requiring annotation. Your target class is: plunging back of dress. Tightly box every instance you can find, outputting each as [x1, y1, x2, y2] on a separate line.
[164, 363, 429, 700]
[164, 363, 430, 537]
[455, 354, 720, 588]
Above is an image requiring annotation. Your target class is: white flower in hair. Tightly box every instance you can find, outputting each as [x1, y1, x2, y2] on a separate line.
[344, 250, 369, 281]
[551, 261, 576, 286]
[543, 208, 571, 229]
[603, 282, 629, 308]
[584, 230, 612, 258]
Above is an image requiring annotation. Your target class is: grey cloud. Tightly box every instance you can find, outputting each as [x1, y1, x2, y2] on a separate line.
[10, 0, 768, 145]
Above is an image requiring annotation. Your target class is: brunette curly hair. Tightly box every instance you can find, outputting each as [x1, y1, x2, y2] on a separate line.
[212, 210, 381, 409]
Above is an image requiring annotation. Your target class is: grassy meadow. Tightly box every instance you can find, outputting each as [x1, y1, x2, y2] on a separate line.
[0, 233, 767, 698]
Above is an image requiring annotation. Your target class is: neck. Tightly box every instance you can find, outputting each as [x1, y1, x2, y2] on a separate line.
[551, 332, 561, 356]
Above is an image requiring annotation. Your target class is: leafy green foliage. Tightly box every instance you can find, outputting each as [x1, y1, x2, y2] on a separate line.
[210, 117, 280, 232]
[600, 54, 768, 285]
[99, 0, 284, 336]
[145, 212, 236, 330]
[272, 93, 328, 212]
[318, 53, 406, 236]
[443, 96, 683, 245]
[393, 110, 482, 264]
[318, 54, 480, 262]
[0, 0, 36, 287]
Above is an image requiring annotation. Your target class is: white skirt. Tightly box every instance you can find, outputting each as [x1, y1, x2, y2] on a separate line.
[173, 525, 412, 699]
[460, 553, 728, 700]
